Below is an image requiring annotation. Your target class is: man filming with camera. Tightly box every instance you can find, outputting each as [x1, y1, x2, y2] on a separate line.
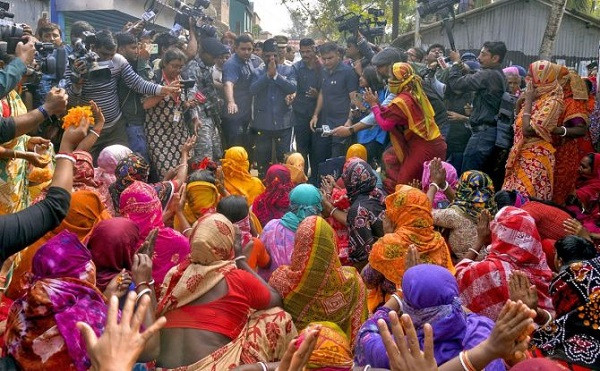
[65, 29, 180, 159]
[446, 41, 507, 172]
[0, 36, 37, 100]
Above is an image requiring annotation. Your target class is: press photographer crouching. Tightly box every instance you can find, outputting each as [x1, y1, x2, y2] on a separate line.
[65, 29, 180, 159]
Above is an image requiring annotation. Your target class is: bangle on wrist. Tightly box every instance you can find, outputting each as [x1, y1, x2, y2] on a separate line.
[440, 181, 449, 191]
[468, 248, 480, 256]
[560, 126, 568, 137]
[540, 308, 553, 327]
[55, 153, 76, 165]
[89, 129, 100, 138]
[135, 288, 152, 303]
[429, 183, 440, 192]
[234, 256, 246, 262]
[391, 293, 404, 312]
[522, 112, 531, 117]
[329, 207, 338, 218]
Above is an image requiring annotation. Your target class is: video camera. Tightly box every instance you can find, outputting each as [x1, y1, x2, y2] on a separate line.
[68, 31, 111, 83]
[335, 8, 387, 42]
[173, 0, 216, 37]
[416, 0, 460, 50]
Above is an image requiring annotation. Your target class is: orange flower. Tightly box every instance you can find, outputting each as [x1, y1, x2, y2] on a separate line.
[62, 106, 95, 129]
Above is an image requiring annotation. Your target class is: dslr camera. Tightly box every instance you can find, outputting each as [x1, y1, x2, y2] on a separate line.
[174, 0, 216, 37]
[68, 31, 111, 83]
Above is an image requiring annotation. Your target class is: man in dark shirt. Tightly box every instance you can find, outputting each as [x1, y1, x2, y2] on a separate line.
[292, 38, 321, 169]
[250, 39, 297, 176]
[309, 42, 359, 184]
[447, 41, 507, 172]
[345, 33, 374, 73]
[116, 32, 153, 161]
[222, 34, 263, 151]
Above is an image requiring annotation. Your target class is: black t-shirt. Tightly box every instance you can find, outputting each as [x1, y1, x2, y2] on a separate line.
[0, 117, 16, 144]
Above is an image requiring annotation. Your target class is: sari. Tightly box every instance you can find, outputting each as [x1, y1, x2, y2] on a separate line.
[369, 185, 455, 287]
[421, 160, 458, 209]
[531, 257, 600, 369]
[222, 147, 265, 204]
[553, 68, 590, 205]
[503, 60, 564, 201]
[0, 90, 31, 214]
[373, 63, 445, 192]
[252, 165, 293, 227]
[456, 207, 554, 320]
[354, 265, 504, 370]
[297, 321, 353, 371]
[285, 152, 308, 185]
[157, 213, 295, 369]
[120, 181, 190, 287]
[87, 218, 140, 291]
[343, 159, 386, 263]
[258, 184, 322, 280]
[5, 230, 107, 371]
[346, 144, 368, 161]
[269, 216, 368, 345]
[6, 190, 111, 300]
[109, 153, 175, 214]
[94, 145, 132, 215]
[179, 180, 220, 226]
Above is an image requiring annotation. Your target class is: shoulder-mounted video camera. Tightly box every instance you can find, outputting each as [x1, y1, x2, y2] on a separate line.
[335, 8, 387, 42]
[68, 31, 111, 83]
[173, 0, 216, 37]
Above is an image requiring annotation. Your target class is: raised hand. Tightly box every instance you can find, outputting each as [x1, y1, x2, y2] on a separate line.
[508, 271, 538, 311]
[276, 324, 322, 371]
[137, 228, 159, 257]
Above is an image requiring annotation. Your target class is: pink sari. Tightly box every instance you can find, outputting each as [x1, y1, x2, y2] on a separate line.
[120, 181, 190, 287]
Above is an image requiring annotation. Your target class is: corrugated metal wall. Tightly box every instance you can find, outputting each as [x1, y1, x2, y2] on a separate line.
[398, 0, 600, 67]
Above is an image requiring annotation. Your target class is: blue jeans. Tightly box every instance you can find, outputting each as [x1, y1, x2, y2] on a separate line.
[462, 126, 497, 172]
[126, 125, 150, 162]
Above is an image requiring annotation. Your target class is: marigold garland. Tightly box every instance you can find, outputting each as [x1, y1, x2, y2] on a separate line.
[62, 106, 95, 129]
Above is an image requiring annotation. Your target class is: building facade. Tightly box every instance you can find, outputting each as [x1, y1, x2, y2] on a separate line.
[229, 0, 254, 35]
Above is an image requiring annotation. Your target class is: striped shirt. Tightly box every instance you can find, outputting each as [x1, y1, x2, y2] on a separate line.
[65, 53, 163, 128]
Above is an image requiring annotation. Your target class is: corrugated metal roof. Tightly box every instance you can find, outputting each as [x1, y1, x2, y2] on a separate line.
[394, 0, 600, 64]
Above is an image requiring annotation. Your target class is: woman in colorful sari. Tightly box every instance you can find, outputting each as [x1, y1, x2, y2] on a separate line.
[552, 67, 591, 205]
[456, 206, 554, 321]
[296, 321, 354, 370]
[156, 213, 296, 369]
[109, 148, 189, 214]
[285, 152, 308, 185]
[531, 252, 600, 369]
[94, 144, 132, 215]
[258, 184, 322, 281]
[365, 62, 446, 193]
[503, 60, 565, 201]
[369, 185, 455, 289]
[5, 190, 111, 299]
[222, 146, 265, 205]
[421, 159, 458, 209]
[432, 170, 498, 260]
[120, 181, 190, 287]
[5, 230, 108, 370]
[252, 165, 293, 227]
[342, 159, 386, 266]
[355, 264, 504, 370]
[566, 153, 600, 236]
[269, 216, 368, 345]
[87, 217, 140, 293]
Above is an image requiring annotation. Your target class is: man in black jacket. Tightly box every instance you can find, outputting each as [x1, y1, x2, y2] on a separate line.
[447, 41, 507, 172]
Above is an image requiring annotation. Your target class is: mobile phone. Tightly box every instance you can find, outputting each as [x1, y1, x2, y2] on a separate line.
[194, 91, 207, 104]
[321, 125, 331, 137]
[437, 56, 448, 69]
[146, 43, 158, 55]
[142, 10, 157, 22]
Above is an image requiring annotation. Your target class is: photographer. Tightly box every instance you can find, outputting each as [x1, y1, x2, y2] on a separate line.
[36, 22, 69, 105]
[0, 37, 36, 100]
[65, 30, 180, 159]
[346, 32, 375, 73]
[447, 41, 507, 172]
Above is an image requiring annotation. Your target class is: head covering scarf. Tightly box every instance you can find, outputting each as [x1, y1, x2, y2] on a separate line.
[269, 216, 368, 345]
[109, 153, 150, 210]
[450, 171, 497, 220]
[510, 359, 568, 371]
[503, 66, 520, 77]
[280, 184, 323, 232]
[576, 153, 600, 209]
[421, 160, 458, 209]
[87, 218, 140, 291]
[285, 152, 308, 185]
[456, 207, 554, 320]
[342, 159, 386, 204]
[182, 180, 220, 224]
[221, 147, 265, 204]
[297, 321, 353, 371]
[120, 181, 190, 286]
[6, 190, 111, 299]
[388, 62, 440, 142]
[157, 213, 237, 315]
[94, 144, 132, 186]
[532, 256, 600, 368]
[5, 231, 107, 371]
[369, 185, 454, 286]
[73, 150, 98, 188]
[346, 144, 368, 161]
[252, 165, 293, 227]
[559, 66, 589, 101]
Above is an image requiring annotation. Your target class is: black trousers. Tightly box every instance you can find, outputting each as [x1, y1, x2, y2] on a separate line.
[252, 127, 293, 177]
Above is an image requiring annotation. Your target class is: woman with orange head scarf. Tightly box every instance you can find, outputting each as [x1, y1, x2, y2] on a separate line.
[221, 147, 265, 204]
[365, 62, 446, 193]
[503, 60, 565, 201]
[285, 152, 308, 185]
[552, 67, 590, 205]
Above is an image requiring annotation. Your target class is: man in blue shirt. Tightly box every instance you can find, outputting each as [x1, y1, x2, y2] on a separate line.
[250, 38, 297, 176]
[292, 38, 321, 174]
[222, 34, 263, 152]
[308, 42, 359, 184]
